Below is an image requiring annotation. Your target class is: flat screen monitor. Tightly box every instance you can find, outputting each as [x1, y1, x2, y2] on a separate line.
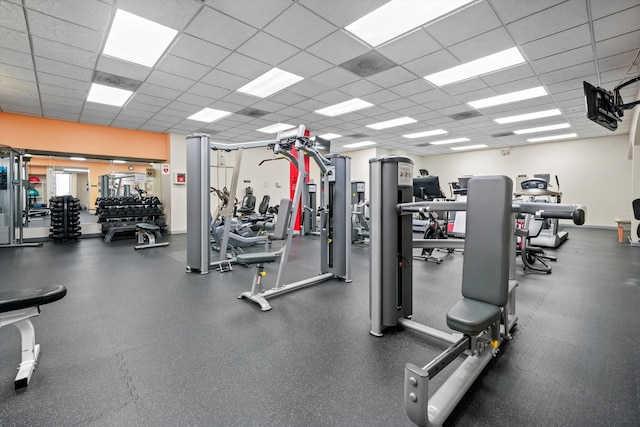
[413, 176, 444, 201]
[583, 81, 619, 131]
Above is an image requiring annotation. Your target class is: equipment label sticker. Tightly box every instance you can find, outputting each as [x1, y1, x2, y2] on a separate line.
[398, 162, 413, 187]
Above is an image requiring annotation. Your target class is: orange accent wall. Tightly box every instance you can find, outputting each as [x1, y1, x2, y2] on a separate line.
[0, 112, 169, 161]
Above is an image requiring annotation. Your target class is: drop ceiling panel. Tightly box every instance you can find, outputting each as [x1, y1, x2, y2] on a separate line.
[32, 36, 97, 68]
[278, 51, 333, 78]
[117, 0, 201, 30]
[169, 34, 231, 69]
[376, 29, 441, 65]
[287, 79, 332, 98]
[146, 70, 195, 92]
[426, 1, 502, 48]
[520, 24, 591, 61]
[237, 32, 300, 66]
[307, 30, 370, 66]
[156, 55, 212, 81]
[0, 64, 35, 82]
[137, 83, 182, 100]
[0, 28, 31, 53]
[0, 46, 32, 69]
[36, 73, 90, 92]
[299, 0, 386, 28]
[531, 45, 594, 74]
[447, 27, 517, 62]
[506, 0, 588, 45]
[263, 4, 337, 49]
[216, 53, 271, 80]
[185, 6, 257, 50]
[589, 0, 640, 20]
[34, 57, 92, 82]
[129, 94, 170, 108]
[24, 0, 111, 31]
[269, 90, 309, 106]
[403, 50, 461, 77]
[538, 61, 596, 85]
[27, 11, 103, 52]
[389, 79, 433, 98]
[598, 50, 639, 73]
[39, 83, 86, 100]
[596, 30, 640, 59]
[210, 0, 293, 29]
[0, 1, 27, 32]
[310, 67, 360, 88]
[480, 64, 536, 87]
[198, 70, 246, 91]
[593, 5, 640, 41]
[96, 56, 152, 82]
[366, 66, 416, 88]
[44, 110, 80, 121]
[338, 79, 382, 97]
[441, 79, 489, 96]
[41, 93, 83, 107]
[488, 0, 566, 24]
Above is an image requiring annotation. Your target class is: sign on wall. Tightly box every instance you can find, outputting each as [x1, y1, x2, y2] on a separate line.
[161, 164, 170, 175]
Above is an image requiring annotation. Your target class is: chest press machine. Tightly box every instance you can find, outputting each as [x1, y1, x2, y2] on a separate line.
[369, 156, 585, 426]
[0, 285, 66, 390]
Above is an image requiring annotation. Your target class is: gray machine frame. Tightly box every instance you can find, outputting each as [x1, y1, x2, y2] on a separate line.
[368, 155, 585, 426]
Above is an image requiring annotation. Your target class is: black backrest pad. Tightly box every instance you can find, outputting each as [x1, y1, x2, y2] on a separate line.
[0, 285, 67, 313]
[633, 199, 640, 220]
[272, 198, 292, 240]
[462, 176, 512, 306]
[258, 195, 270, 215]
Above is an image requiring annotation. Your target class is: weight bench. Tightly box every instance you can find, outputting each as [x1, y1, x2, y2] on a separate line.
[0, 285, 66, 390]
[405, 176, 516, 426]
[134, 223, 169, 250]
[237, 198, 292, 311]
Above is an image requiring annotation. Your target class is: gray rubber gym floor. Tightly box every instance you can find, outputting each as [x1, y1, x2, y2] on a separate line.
[0, 227, 638, 426]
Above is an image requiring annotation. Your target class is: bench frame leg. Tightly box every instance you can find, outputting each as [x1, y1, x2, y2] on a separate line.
[0, 307, 41, 390]
[134, 229, 170, 250]
[238, 264, 272, 311]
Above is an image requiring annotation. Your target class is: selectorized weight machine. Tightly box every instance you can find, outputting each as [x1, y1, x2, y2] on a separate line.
[185, 125, 352, 311]
[368, 156, 586, 426]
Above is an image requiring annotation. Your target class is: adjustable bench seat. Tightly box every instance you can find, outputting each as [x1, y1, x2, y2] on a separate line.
[134, 222, 169, 250]
[446, 299, 502, 335]
[0, 285, 66, 390]
[236, 252, 278, 265]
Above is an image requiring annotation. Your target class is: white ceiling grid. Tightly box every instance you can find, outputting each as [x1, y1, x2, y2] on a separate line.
[0, 0, 638, 155]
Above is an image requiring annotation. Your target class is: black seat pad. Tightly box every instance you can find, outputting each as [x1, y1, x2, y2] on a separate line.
[0, 285, 67, 313]
[136, 223, 160, 231]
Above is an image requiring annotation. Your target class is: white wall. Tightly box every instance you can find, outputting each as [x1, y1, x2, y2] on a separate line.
[341, 147, 377, 200]
[164, 133, 187, 233]
[414, 135, 631, 227]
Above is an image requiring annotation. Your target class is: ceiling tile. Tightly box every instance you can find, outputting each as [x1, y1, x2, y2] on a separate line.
[596, 30, 640, 59]
[41, 93, 84, 107]
[0, 28, 31, 53]
[0, 47, 31, 69]
[299, 0, 386, 27]
[24, 0, 111, 31]
[96, 56, 152, 81]
[238, 32, 300, 66]
[252, 99, 287, 112]
[593, 5, 640, 42]
[590, 0, 640, 20]
[39, 83, 86, 100]
[403, 50, 460, 77]
[287, 79, 332, 98]
[267, 90, 308, 106]
[506, 0, 588, 45]
[36, 72, 90, 91]
[185, 6, 257, 50]
[520, 24, 591, 61]
[169, 34, 231, 69]
[307, 30, 370, 66]
[366, 67, 417, 87]
[480, 64, 536, 86]
[338, 79, 382, 97]
[278, 106, 312, 118]
[32, 36, 97, 68]
[426, 1, 501, 48]
[185, 82, 230, 100]
[447, 27, 516, 62]
[220, 91, 260, 107]
[0, 1, 27, 32]
[156, 55, 211, 81]
[278, 51, 333, 78]
[137, 82, 182, 100]
[488, 0, 566, 24]
[388, 79, 432, 98]
[199, 70, 247, 91]
[386, 31, 447, 65]
[146, 70, 195, 92]
[441, 79, 489, 96]
[216, 53, 271, 80]
[34, 57, 93, 81]
[310, 67, 360, 88]
[43, 110, 80, 121]
[0, 63, 34, 82]
[210, 0, 292, 29]
[27, 11, 103, 52]
[538, 61, 596, 85]
[264, 4, 337, 49]
[531, 45, 594, 74]
[379, 98, 417, 112]
[117, 0, 202, 30]
[176, 92, 215, 108]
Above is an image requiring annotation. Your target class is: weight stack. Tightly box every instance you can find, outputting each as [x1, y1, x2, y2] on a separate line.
[49, 195, 82, 242]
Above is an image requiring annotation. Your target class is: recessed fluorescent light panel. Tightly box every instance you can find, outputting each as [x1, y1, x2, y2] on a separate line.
[451, 144, 488, 151]
[257, 123, 295, 134]
[366, 117, 417, 130]
[63, 168, 89, 172]
[86, 83, 133, 107]
[103, 9, 178, 67]
[112, 160, 126, 164]
[494, 108, 561, 124]
[315, 98, 374, 117]
[425, 47, 525, 87]
[342, 141, 377, 149]
[527, 133, 577, 143]
[513, 123, 570, 135]
[69, 157, 86, 161]
[403, 129, 448, 139]
[429, 137, 470, 145]
[467, 86, 548, 109]
[187, 108, 232, 123]
[319, 133, 342, 139]
[345, 0, 475, 47]
[237, 68, 304, 98]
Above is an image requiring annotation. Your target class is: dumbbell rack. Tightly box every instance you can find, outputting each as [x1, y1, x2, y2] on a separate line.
[49, 195, 82, 242]
[95, 196, 165, 242]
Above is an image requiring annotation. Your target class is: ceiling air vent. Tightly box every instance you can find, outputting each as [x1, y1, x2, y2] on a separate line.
[92, 71, 142, 91]
[340, 51, 396, 77]
[491, 132, 514, 137]
[345, 133, 370, 138]
[236, 107, 270, 118]
[448, 111, 482, 120]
